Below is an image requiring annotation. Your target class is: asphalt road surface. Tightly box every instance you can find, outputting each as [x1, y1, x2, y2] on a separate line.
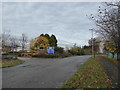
[2, 56, 91, 88]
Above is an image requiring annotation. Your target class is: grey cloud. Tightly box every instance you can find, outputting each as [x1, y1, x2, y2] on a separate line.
[2, 2, 101, 46]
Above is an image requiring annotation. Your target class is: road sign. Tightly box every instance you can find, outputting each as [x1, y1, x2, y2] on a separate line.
[12, 45, 16, 48]
[38, 47, 40, 49]
[47, 47, 54, 54]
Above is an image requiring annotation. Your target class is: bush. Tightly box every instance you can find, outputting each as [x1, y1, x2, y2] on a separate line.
[2, 52, 24, 57]
[67, 46, 83, 55]
[68, 50, 81, 55]
[32, 52, 72, 58]
[32, 53, 60, 58]
[55, 47, 64, 54]
[61, 52, 72, 57]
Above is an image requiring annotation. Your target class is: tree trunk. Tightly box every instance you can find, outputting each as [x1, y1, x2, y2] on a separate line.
[117, 53, 120, 61]
[112, 53, 114, 58]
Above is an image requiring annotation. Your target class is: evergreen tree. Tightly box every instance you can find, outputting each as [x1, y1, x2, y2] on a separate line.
[44, 34, 50, 43]
[49, 34, 57, 47]
[40, 34, 44, 36]
[39, 34, 57, 47]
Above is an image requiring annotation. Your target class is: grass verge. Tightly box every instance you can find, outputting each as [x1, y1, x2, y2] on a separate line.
[0, 59, 24, 68]
[61, 57, 112, 88]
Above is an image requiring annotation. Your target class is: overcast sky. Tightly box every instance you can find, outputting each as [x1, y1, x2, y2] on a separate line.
[2, 2, 102, 46]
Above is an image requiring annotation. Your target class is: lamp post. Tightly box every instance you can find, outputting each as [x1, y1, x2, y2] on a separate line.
[89, 29, 95, 58]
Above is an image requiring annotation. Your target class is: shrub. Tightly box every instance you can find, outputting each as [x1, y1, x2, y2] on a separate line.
[67, 46, 82, 55]
[32, 53, 60, 58]
[61, 52, 72, 57]
[55, 47, 64, 54]
[68, 50, 81, 55]
[32, 52, 71, 58]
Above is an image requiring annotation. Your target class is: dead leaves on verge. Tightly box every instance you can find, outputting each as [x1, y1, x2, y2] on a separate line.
[62, 57, 113, 88]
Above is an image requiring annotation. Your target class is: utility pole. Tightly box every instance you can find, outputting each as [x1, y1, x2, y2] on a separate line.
[89, 29, 95, 59]
[22, 35, 25, 52]
[93, 38, 95, 58]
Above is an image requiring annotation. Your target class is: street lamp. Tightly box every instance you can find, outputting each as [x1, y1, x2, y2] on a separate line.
[89, 29, 95, 58]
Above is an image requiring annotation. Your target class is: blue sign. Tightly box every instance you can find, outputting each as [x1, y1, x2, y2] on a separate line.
[12, 45, 16, 48]
[47, 47, 54, 54]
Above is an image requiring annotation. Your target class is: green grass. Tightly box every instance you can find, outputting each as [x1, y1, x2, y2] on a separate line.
[97, 54, 120, 60]
[103, 55, 113, 59]
[61, 57, 112, 88]
[0, 59, 24, 68]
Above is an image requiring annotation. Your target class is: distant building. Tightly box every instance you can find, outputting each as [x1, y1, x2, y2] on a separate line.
[58, 44, 72, 51]
[99, 42, 104, 53]
[17, 42, 30, 52]
[95, 37, 105, 53]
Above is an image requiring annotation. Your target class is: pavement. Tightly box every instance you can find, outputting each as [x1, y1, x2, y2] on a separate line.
[100, 57, 120, 88]
[2, 55, 91, 88]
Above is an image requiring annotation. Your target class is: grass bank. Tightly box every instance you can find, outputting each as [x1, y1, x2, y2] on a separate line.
[61, 57, 112, 88]
[0, 59, 24, 68]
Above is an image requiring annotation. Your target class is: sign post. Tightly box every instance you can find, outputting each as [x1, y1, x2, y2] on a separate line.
[38, 47, 40, 53]
[12, 45, 16, 55]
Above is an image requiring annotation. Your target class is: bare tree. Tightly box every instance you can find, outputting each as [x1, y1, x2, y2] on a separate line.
[1, 29, 11, 53]
[1, 29, 20, 53]
[19, 33, 28, 52]
[90, 2, 120, 60]
[9, 36, 19, 52]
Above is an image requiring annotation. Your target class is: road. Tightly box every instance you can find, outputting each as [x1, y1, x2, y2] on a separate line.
[2, 56, 91, 88]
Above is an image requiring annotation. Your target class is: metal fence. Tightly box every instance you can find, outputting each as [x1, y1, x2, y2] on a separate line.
[2, 55, 18, 59]
[108, 53, 120, 60]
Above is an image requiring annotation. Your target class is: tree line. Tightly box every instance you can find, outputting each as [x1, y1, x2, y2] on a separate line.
[1, 30, 28, 53]
[90, 2, 120, 60]
[29, 34, 57, 53]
